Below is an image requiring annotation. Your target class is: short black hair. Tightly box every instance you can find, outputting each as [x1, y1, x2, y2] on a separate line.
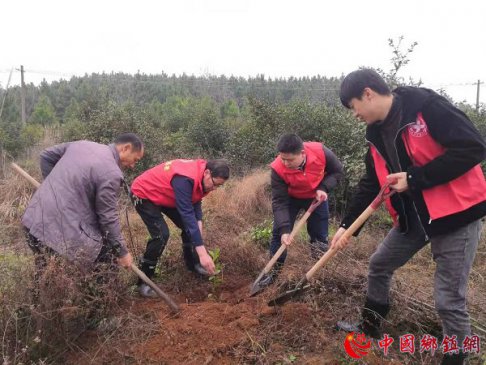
[339, 69, 391, 108]
[206, 159, 230, 180]
[114, 133, 143, 152]
[277, 133, 304, 154]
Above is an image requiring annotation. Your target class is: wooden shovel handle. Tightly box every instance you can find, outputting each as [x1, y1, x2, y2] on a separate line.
[130, 264, 179, 313]
[305, 205, 375, 280]
[259, 197, 324, 276]
[304, 182, 396, 281]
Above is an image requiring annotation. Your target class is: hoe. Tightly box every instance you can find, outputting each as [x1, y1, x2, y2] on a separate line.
[11, 162, 180, 314]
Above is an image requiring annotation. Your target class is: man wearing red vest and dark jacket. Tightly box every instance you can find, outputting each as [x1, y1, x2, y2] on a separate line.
[258, 133, 344, 288]
[130, 159, 229, 298]
[331, 69, 486, 365]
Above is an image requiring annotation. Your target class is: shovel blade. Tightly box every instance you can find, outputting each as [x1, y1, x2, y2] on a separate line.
[267, 279, 310, 307]
[249, 283, 264, 297]
[249, 274, 275, 297]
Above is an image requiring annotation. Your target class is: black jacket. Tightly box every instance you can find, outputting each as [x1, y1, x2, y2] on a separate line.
[341, 87, 486, 238]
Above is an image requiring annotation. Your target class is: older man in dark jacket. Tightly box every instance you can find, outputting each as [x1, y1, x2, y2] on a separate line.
[22, 133, 144, 268]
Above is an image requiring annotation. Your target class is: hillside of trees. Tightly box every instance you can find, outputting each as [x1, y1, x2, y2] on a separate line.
[1, 38, 486, 211]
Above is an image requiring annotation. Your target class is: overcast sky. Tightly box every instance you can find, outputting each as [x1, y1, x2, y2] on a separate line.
[1, 0, 485, 105]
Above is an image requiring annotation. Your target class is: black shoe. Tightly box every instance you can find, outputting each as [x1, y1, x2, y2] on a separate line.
[310, 240, 329, 260]
[191, 263, 210, 276]
[336, 298, 390, 340]
[336, 320, 382, 339]
[258, 272, 276, 288]
[138, 283, 158, 298]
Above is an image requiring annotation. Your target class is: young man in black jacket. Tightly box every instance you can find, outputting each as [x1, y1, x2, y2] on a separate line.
[330, 69, 486, 365]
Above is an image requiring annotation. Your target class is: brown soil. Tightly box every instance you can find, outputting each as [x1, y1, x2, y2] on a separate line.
[64, 270, 402, 365]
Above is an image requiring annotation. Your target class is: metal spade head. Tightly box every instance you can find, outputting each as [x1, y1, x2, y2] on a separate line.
[267, 278, 310, 306]
[249, 272, 275, 297]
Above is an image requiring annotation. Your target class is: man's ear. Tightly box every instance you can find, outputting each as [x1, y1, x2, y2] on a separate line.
[362, 87, 373, 100]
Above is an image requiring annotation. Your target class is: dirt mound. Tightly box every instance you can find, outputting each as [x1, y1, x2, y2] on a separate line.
[131, 299, 258, 364]
[123, 278, 322, 365]
[64, 273, 341, 365]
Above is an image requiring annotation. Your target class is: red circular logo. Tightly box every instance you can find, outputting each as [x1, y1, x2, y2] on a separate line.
[344, 332, 371, 359]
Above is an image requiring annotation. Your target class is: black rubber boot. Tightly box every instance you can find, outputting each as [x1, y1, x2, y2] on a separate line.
[137, 258, 158, 285]
[183, 245, 198, 272]
[336, 298, 390, 339]
[182, 244, 210, 276]
[441, 352, 468, 365]
[138, 235, 167, 285]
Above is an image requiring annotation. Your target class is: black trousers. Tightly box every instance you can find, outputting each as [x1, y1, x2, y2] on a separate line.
[134, 198, 200, 280]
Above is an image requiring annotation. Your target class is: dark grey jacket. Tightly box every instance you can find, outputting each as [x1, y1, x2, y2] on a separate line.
[22, 141, 128, 263]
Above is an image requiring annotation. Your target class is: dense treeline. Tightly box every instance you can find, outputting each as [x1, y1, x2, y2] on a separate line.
[1, 69, 485, 213]
[0, 72, 347, 159]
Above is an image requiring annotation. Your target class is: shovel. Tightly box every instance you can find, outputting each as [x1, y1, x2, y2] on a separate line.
[249, 196, 324, 296]
[11, 162, 180, 314]
[267, 181, 396, 306]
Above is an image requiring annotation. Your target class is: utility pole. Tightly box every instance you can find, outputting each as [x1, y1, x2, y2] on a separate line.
[20, 65, 26, 125]
[476, 79, 483, 113]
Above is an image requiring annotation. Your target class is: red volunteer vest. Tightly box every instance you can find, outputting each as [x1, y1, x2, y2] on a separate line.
[271, 142, 326, 199]
[371, 113, 486, 221]
[131, 159, 207, 207]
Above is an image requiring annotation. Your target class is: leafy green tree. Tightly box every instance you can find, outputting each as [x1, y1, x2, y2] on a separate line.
[63, 98, 81, 123]
[184, 97, 230, 157]
[20, 124, 44, 148]
[29, 95, 57, 125]
[220, 100, 240, 120]
[160, 96, 193, 133]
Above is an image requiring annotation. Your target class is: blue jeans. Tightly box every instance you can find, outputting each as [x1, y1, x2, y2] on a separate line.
[270, 198, 329, 265]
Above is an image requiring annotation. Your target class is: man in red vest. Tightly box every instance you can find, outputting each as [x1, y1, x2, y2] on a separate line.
[130, 159, 229, 298]
[331, 69, 486, 365]
[259, 133, 343, 288]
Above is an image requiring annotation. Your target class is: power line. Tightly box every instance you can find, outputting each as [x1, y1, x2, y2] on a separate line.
[25, 68, 75, 78]
[1, 67, 485, 105]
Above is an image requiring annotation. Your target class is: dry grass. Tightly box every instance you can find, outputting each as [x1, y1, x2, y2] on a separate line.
[0, 129, 130, 364]
[2, 144, 485, 364]
[201, 168, 273, 276]
[0, 157, 41, 248]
